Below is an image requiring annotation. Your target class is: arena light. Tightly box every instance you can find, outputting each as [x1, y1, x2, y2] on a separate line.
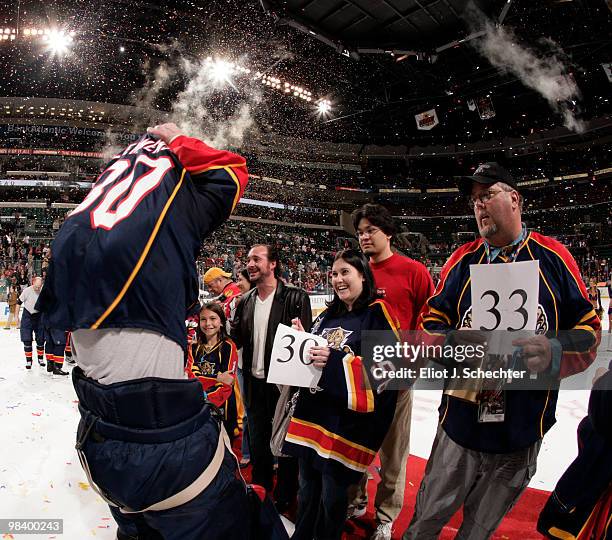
[255, 72, 316, 103]
[203, 57, 250, 89]
[316, 99, 332, 116]
[209, 59, 233, 84]
[201, 54, 328, 114]
[44, 29, 73, 57]
[0, 27, 16, 42]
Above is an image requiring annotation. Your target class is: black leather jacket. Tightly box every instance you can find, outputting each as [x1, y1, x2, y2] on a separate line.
[231, 280, 312, 404]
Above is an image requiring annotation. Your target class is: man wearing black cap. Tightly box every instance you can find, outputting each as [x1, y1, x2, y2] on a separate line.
[403, 163, 600, 539]
[458, 162, 522, 247]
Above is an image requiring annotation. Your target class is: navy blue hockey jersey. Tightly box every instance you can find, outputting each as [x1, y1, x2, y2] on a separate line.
[37, 134, 248, 349]
[420, 232, 600, 452]
[283, 300, 400, 484]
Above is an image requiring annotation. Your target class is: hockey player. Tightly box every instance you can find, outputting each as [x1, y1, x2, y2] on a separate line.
[64, 332, 75, 365]
[19, 277, 45, 370]
[42, 325, 69, 376]
[537, 362, 612, 539]
[37, 123, 251, 540]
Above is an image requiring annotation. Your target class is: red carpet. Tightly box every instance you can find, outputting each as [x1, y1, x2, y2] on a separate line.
[343, 454, 549, 539]
[232, 436, 549, 539]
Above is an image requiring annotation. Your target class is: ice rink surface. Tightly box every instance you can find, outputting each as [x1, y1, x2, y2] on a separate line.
[0, 308, 610, 539]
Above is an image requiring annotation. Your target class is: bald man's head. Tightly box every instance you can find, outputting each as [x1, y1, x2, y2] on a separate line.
[32, 277, 42, 292]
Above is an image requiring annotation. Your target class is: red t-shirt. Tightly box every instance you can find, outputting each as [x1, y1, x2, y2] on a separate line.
[370, 253, 434, 331]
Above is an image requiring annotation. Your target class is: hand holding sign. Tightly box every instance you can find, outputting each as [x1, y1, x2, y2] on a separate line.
[470, 260, 540, 356]
[291, 317, 329, 369]
[511, 335, 552, 373]
[267, 323, 328, 388]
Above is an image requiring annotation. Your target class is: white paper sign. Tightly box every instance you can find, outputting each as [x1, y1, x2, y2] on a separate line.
[267, 324, 327, 388]
[470, 260, 539, 354]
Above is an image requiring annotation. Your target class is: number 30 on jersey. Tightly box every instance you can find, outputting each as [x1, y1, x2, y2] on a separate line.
[70, 155, 174, 230]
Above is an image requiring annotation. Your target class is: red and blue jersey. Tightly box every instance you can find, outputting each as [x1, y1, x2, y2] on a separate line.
[419, 231, 601, 452]
[37, 134, 248, 350]
[283, 300, 400, 484]
[220, 281, 242, 320]
[185, 338, 238, 408]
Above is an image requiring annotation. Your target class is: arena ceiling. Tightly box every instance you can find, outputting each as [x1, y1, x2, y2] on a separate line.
[0, 0, 610, 145]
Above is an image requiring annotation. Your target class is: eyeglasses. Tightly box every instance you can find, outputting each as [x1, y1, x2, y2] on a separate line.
[356, 227, 381, 239]
[468, 189, 505, 209]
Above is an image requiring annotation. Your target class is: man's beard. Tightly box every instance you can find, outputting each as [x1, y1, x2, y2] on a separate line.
[479, 221, 498, 239]
[250, 269, 268, 283]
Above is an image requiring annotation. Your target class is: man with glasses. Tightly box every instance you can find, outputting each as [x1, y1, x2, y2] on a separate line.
[349, 203, 434, 540]
[403, 162, 600, 539]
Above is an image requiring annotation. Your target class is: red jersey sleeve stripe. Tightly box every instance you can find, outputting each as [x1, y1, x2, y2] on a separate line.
[430, 240, 484, 302]
[342, 354, 374, 413]
[168, 135, 248, 207]
[530, 233, 590, 300]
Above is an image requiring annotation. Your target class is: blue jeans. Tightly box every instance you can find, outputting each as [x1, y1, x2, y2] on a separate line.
[292, 458, 351, 540]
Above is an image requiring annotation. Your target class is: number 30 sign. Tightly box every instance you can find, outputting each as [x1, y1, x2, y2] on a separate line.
[267, 324, 327, 388]
[470, 260, 540, 353]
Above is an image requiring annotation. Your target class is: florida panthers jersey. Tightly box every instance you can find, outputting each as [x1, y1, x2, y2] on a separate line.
[37, 134, 248, 349]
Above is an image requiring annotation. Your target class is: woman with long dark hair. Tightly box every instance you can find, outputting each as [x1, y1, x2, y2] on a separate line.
[283, 249, 400, 540]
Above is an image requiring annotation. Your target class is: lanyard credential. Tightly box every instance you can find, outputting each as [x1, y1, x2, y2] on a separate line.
[484, 224, 528, 264]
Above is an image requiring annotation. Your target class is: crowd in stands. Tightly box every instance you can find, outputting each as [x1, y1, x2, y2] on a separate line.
[0, 230, 51, 301]
[557, 234, 611, 283]
[383, 178, 612, 218]
[0, 137, 610, 296]
[0, 126, 135, 153]
[234, 202, 338, 226]
[0, 212, 608, 305]
[200, 221, 347, 293]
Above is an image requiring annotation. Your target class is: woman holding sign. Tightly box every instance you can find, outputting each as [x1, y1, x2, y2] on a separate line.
[283, 249, 400, 540]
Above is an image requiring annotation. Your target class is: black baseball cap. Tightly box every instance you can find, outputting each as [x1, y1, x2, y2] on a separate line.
[456, 162, 518, 195]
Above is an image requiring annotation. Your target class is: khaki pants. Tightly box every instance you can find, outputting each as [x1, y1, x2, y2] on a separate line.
[7, 306, 18, 327]
[351, 388, 413, 524]
[403, 426, 541, 540]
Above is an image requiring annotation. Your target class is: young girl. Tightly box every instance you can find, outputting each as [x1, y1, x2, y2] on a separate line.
[186, 302, 238, 432]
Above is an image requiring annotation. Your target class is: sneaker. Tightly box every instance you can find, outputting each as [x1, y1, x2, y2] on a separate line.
[371, 522, 393, 540]
[26, 359, 32, 369]
[52, 366, 69, 377]
[346, 503, 367, 520]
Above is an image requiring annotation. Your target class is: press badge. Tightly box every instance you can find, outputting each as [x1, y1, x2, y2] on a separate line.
[477, 391, 505, 423]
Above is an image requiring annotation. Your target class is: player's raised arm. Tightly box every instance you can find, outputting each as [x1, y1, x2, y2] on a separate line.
[148, 122, 248, 219]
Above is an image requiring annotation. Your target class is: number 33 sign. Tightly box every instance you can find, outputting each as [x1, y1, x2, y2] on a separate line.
[267, 324, 327, 388]
[470, 260, 540, 353]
